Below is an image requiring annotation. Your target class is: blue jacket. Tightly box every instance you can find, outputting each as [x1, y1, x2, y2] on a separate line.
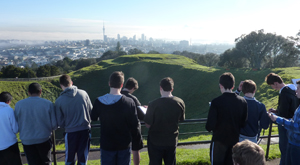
[276, 106, 300, 147]
[240, 97, 270, 137]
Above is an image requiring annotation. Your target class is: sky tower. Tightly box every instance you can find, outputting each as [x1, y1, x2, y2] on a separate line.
[103, 22, 105, 41]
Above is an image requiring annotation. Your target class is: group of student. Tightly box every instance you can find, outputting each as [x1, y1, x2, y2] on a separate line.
[206, 72, 300, 165]
[1, 71, 300, 165]
[0, 71, 185, 165]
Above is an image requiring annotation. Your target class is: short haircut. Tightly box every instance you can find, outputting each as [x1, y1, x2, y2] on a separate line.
[242, 80, 257, 94]
[60, 74, 72, 87]
[124, 77, 139, 90]
[160, 77, 174, 92]
[297, 80, 300, 85]
[28, 83, 42, 95]
[265, 73, 283, 85]
[0, 92, 13, 103]
[219, 72, 235, 90]
[109, 71, 124, 88]
[232, 140, 265, 165]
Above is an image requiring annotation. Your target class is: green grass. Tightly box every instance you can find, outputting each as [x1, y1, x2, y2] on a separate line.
[1, 54, 292, 164]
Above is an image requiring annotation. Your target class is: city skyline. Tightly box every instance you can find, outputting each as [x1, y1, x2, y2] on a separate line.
[1, 0, 299, 44]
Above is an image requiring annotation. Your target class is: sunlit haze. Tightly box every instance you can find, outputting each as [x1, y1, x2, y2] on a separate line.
[1, 0, 299, 44]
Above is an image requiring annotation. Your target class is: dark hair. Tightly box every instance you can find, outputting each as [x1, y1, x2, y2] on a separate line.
[60, 74, 72, 87]
[265, 73, 283, 85]
[160, 77, 174, 91]
[297, 80, 300, 85]
[109, 71, 124, 88]
[124, 77, 139, 90]
[232, 140, 265, 165]
[28, 83, 42, 95]
[219, 72, 235, 90]
[0, 92, 13, 103]
[242, 80, 256, 94]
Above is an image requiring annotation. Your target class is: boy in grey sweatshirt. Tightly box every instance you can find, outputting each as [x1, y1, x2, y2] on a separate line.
[15, 83, 57, 165]
[55, 74, 93, 165]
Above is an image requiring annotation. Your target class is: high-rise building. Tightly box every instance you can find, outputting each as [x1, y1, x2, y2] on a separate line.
[133, 35, 136, 41]
[141, 34, 145, 41]
[103, 22, 105, 41]
[179, 40, 189, 47]
[117, 34, 120, 40]
[85, 39, 90, 46]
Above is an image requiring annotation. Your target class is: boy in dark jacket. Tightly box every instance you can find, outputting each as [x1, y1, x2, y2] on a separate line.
[265, 73, 299, 165]
[206, 72, 248, 165]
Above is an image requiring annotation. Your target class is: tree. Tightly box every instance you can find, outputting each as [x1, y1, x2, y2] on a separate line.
[235, 29, 299, 68]
[218, 48, 247, 68]
[100, 50, 118, 60]
[128, 48, 144, 55]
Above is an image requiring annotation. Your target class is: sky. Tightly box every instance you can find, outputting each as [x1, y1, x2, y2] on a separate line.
[0, 0, 299, 44]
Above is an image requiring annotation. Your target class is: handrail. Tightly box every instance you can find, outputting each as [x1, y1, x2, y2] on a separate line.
[20, 118, 278, 164]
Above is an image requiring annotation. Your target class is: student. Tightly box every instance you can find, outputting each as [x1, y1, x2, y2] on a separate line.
[144, 77, 185, 165]
[55, 74, 93, 165]
[206, 72, 248, 165]
[90, 71, 143, 165]
[121, 77, 144, 165]
[268, 79, 300, 165]
[14, 83, 57, 165]
[232, 140, 265, 165]
[265, 73, 299, 165]
[121, 77, 145, 120]
[236, 80, 270, 143]
[0, 92, 22, 165]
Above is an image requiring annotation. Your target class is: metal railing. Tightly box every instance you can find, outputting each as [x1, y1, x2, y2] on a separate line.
[21, 119, 278, 164]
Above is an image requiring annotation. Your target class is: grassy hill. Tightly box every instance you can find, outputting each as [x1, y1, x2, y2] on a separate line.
[0, 81, 61, 108]
[1, 54, 300, 141]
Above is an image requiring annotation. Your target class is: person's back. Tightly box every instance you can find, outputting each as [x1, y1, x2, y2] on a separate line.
[207, 93, 248, 144]
[90, 71, 143, 165]
[240, 98, 269, 141]
[146, 96, 184, 146]
[0, 92, 22, 165]
[206, 72, 248, 165]
[55, 74, 92, 164]
[144, 77, 185, 165]
[14, 83, 57, 165]
[56, 87, 91, 131]
[237, 80, 270, 143]
[15, 95, 56, 144]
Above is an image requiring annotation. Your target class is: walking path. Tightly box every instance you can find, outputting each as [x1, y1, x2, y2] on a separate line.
[21, 137, 281, 164]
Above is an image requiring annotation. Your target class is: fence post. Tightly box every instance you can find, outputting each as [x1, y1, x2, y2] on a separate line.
[52, 131, 57, 165]
[265, 122, 273, 160]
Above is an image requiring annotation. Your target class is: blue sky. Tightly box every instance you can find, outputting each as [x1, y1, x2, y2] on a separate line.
[1, 0, 299, 43]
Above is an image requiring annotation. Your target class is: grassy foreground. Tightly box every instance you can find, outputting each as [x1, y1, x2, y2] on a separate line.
[23, 144, 280, 165]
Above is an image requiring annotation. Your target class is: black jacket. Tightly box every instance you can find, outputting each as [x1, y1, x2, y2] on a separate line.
[277, 86, 299, 119]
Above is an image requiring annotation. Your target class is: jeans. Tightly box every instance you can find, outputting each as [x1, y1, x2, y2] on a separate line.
[65, 129, 91, 165]
[100, 148, 131, 165]
[286, 143, 300, 165]
[278, 124, 288, 165]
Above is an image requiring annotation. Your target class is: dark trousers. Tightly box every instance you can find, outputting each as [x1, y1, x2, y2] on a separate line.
[23, 139, 52, 165]
[286, 143, 300, 165]
[147, 139, 176, 165]
[210, 141, 234, 165]
[278, 125, 288, 165]
[0, 142, 22, 165]
[65, 129, 91, 165]
[100, 148, 131, 165]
